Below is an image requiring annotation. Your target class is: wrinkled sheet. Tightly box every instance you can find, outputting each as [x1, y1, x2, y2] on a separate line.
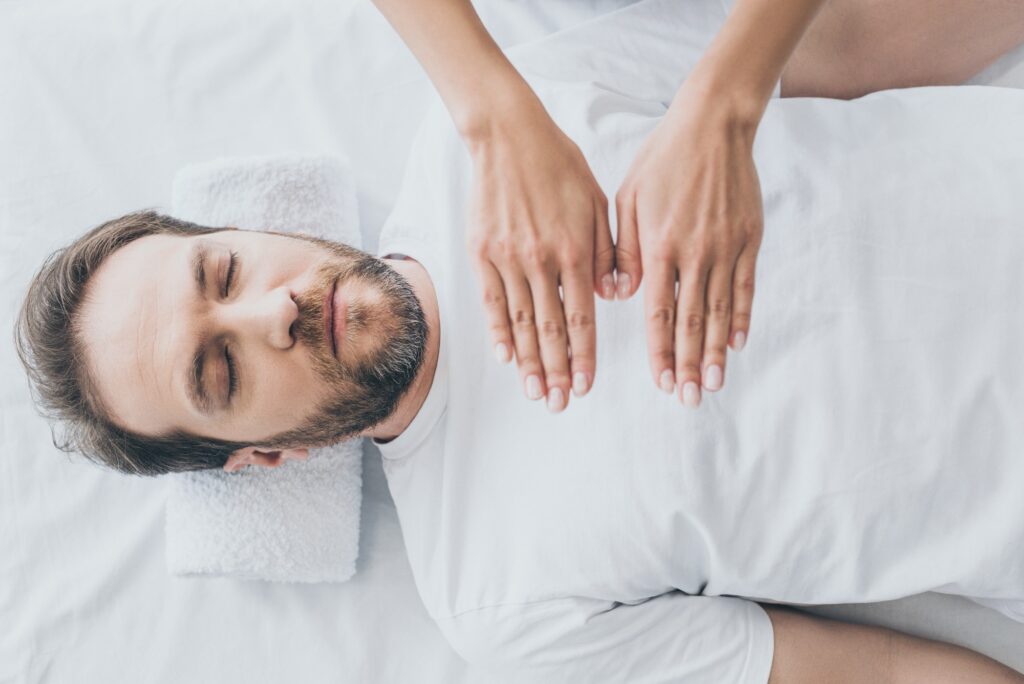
[2, 0, 1023, 681]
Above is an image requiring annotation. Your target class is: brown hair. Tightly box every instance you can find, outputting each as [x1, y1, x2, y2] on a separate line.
[13, 210, 253, 477]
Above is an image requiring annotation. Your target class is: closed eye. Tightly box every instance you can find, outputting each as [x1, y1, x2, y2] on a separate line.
[223, 250, 238, 298]
[225, 345, 238, 401]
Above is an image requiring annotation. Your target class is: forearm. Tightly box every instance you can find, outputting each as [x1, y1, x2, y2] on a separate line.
[678, 0, 829, 126]
[766, 606, 1024, 684]
[368, 0, 539, 141]
[782, 0, 1024, 99]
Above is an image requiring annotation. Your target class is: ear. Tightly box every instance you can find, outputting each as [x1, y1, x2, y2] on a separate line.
[223, 446, 309, 473]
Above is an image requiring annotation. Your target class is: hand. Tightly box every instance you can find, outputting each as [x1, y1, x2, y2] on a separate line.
[464, 89, 616, 413]
[614, 86, 764, 407]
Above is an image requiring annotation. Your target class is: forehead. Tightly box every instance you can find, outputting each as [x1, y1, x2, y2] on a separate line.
[79, 232, 203, 434]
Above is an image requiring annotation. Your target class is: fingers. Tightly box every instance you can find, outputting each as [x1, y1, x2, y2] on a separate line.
[674, 263, 709, 408]
[730, 245, 757, 351]
[472, 205, 602, 413]
[561, 249, 597, 401]
[474, 258, 516, 365]
[642, 257, 679, 397]
[592, 194, 617, 302]
[701, 262, 734, 393]
[477, 252, 580, 413]
[614, 188, 642, 300]
[529, 263, 575, 412]
[503, 266, 552, 405]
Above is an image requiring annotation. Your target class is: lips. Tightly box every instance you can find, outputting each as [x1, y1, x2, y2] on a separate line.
[324, 279, 337, 357]
[329, 279, 347, 360]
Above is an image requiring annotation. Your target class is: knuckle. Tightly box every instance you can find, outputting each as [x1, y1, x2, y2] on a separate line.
[651, 349, 674, 370]
[740, 213, 764, 232]
[679, 243, 710, 268]
[732, 311, 752, 327]
[648, 306, 675, 328]
[546, 370, 571, 387]
[521, 242, 551, 269]
[559, 246, 586, 271]
[684, 313, 704, 335]
[495, 236, 517, 261]
[539, 318, 566, 340]
[708, 298, 731, 318]
[676, 360, 702, 377]
[512, 308, 536, 329]
[481, 287, 506, 309]
[518, 358, 541, 375]
[735, 273, 756, 295]
[704, 344, 727, 361]
[570, 354, 593, 372]
[565, 309, 593, 332]
[488, 320, 509, 338]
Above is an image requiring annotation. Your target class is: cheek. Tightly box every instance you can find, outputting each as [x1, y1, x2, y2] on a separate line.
[255, 352, 322, 417]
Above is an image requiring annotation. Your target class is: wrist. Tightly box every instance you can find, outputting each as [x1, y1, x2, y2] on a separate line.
[448, 62, 541, 147]
[670, 71, 768, 140]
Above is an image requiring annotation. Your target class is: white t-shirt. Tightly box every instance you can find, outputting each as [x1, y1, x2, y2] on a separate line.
[373, 0, 1024, 680]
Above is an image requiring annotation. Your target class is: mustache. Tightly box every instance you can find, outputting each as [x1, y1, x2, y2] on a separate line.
[290, 252, 395, 372]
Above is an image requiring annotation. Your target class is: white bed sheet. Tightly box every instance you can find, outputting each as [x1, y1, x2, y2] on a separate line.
[1, 0, 1022, 681]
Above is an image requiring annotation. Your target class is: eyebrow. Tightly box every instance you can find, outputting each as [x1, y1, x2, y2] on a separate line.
[191, 240, 207, 297]
[185, 241, 214, 415]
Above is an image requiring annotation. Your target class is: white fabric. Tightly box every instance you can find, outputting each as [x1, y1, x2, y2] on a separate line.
[171, 155, 362, 247]
[4, 0, 1024, 681]
[166, 441, 363, 583]
[374, 0, 1024, 677]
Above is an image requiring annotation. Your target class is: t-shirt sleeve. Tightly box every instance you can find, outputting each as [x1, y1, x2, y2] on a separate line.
[435, 593, 774, 683]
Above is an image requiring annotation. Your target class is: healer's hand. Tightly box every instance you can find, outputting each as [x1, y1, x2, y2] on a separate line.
[613, 85, 764, 408]
[464, 86, 616, 414]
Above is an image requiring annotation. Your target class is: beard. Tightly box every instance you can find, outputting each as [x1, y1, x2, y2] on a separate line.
[258, 230, 427, 449]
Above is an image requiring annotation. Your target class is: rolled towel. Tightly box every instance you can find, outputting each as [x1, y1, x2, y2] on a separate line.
[165, 154, 363, 583]
[171, 153, 361, 245]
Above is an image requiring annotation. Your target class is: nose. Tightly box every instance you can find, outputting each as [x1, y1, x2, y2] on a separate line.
[218, 285, 297, 350]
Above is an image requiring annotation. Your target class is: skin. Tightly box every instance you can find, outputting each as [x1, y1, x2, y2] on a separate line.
[764, 606, 1024, 683]
[372, 0, 1024, 413]
[74, 225, 1024, 678]
[76, 228, 441, 471]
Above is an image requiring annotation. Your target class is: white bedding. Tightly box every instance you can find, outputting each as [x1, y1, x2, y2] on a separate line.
[2, 0, 1023, 681]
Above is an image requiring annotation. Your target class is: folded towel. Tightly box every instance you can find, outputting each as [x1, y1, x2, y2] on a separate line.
[171, 154, 361, 244]
[166, 154, 364, 583]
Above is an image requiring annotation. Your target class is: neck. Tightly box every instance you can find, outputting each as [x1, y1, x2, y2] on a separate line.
[363, 256, 440, 443]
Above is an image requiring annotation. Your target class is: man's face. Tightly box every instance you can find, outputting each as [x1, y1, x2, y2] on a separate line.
[78, 228, 426, 454]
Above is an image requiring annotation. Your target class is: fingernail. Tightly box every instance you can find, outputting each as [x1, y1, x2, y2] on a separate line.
[526, 375, 543, 400]
[681, 381, 700, 407]
[572, 372, 589, 397]
[733, 330, 746, 351]
[602, 274, 615, 300]
[547, 387, 565, 412]
[616, 273, 631, 299]
[495, 342, 510, 363]
[703, 364, 722, 391]
[659, 369, 675, 394]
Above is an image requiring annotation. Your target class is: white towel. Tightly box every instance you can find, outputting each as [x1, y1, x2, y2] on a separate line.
[165, 154, 364, 583]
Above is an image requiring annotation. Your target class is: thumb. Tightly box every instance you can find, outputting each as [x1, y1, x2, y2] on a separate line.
[593, 195, 617, 300]
[613, 187, 642, 300]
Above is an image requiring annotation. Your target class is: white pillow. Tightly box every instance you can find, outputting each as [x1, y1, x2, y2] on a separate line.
[165, 154, 364, 583]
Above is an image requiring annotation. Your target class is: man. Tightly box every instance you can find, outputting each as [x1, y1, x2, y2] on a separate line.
[14, 1, 1024, 682]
